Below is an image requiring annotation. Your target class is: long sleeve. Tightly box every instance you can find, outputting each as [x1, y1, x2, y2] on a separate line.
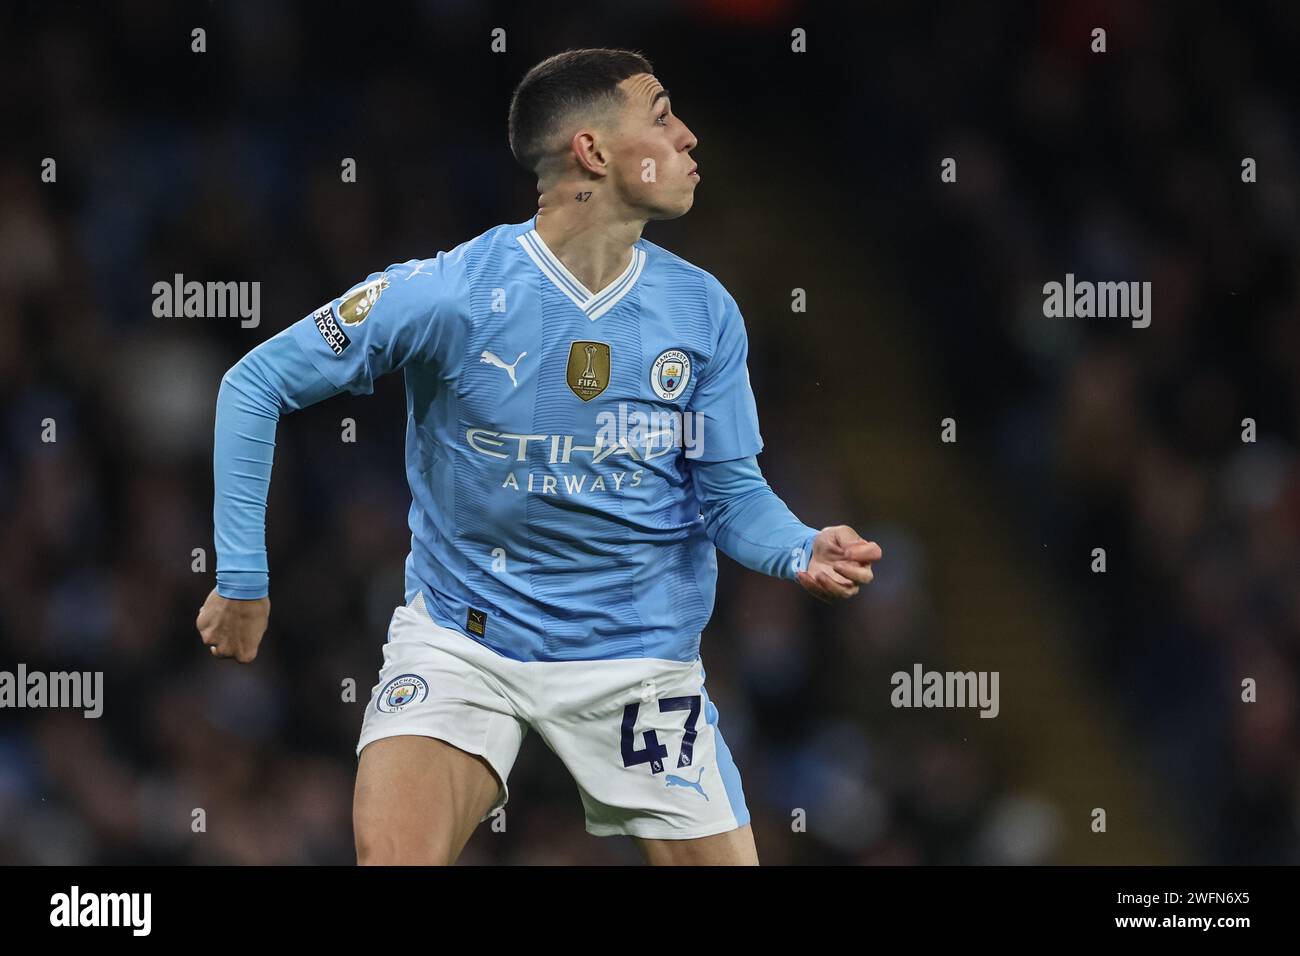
[213, 328, 341, 599]
[214, 255, 464, 600]
[691, 455, 819, 581]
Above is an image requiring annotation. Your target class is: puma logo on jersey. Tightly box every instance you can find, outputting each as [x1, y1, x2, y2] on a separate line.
[480, 350, 527, 387]
[665, 767, 708, 800]
[404, 260, 434, 281]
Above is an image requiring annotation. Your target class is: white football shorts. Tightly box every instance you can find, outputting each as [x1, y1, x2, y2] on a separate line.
[356, 592, 751, 840]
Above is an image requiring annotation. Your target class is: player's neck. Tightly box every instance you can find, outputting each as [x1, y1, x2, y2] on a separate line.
[533, 191, 644, 294]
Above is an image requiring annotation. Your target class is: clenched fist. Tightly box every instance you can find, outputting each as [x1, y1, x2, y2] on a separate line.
[195, 587, 270, 663]
[796, 525, 882, 602]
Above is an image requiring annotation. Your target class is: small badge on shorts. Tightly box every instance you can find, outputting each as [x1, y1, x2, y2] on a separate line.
[466, 607, 488, 637]
[377, 673, 429, 713]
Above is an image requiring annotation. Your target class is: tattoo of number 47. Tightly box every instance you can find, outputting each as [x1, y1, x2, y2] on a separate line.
[621, 695, 701, 774]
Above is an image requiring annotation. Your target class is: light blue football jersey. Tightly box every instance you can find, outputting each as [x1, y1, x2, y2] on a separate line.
[288, 215, 766, 663]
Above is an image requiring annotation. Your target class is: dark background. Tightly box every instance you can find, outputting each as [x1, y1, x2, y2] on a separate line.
[1, 0, 1296, 864]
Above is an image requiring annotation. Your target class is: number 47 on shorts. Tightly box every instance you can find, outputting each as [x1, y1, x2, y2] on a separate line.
[620, 695, 701, 775]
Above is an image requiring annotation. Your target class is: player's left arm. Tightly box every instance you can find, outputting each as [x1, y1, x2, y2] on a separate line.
[692, 456, 881, 601]
[687, 283, 881, 602]
[796, 524, 883, 602]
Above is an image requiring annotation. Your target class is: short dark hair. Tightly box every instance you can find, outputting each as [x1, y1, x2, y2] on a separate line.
[508, 48, 654, 176]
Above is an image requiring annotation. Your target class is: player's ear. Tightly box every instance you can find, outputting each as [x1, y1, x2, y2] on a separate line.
[570, 129, 608, 178]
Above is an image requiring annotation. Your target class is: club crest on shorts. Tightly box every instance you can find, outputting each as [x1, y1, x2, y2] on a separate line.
[377, 673, 428, 713]
[650, 349, 691, 400]
[338, 274, 391, 326]
[567, 340, 611, 401]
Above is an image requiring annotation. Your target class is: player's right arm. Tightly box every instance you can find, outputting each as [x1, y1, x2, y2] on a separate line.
[198, 329, 339, 661]
[200, 256, 467, 662]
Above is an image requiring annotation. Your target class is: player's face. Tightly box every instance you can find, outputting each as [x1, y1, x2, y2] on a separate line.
[606, 73, 699, 219]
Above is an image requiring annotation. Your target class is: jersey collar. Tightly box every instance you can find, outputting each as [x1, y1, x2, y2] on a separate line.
[517, 222, 647, 321]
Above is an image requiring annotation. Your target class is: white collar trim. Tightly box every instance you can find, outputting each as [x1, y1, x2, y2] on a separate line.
[517, 227, 646, 321]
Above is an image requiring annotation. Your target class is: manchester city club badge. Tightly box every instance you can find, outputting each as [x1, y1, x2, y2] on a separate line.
[376, 673, 429, 713]
[650, 348, 691, 400]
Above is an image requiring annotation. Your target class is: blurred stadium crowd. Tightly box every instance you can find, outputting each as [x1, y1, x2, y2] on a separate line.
[0, 1, 1295, 863]
[876, 2, 1300, 863]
